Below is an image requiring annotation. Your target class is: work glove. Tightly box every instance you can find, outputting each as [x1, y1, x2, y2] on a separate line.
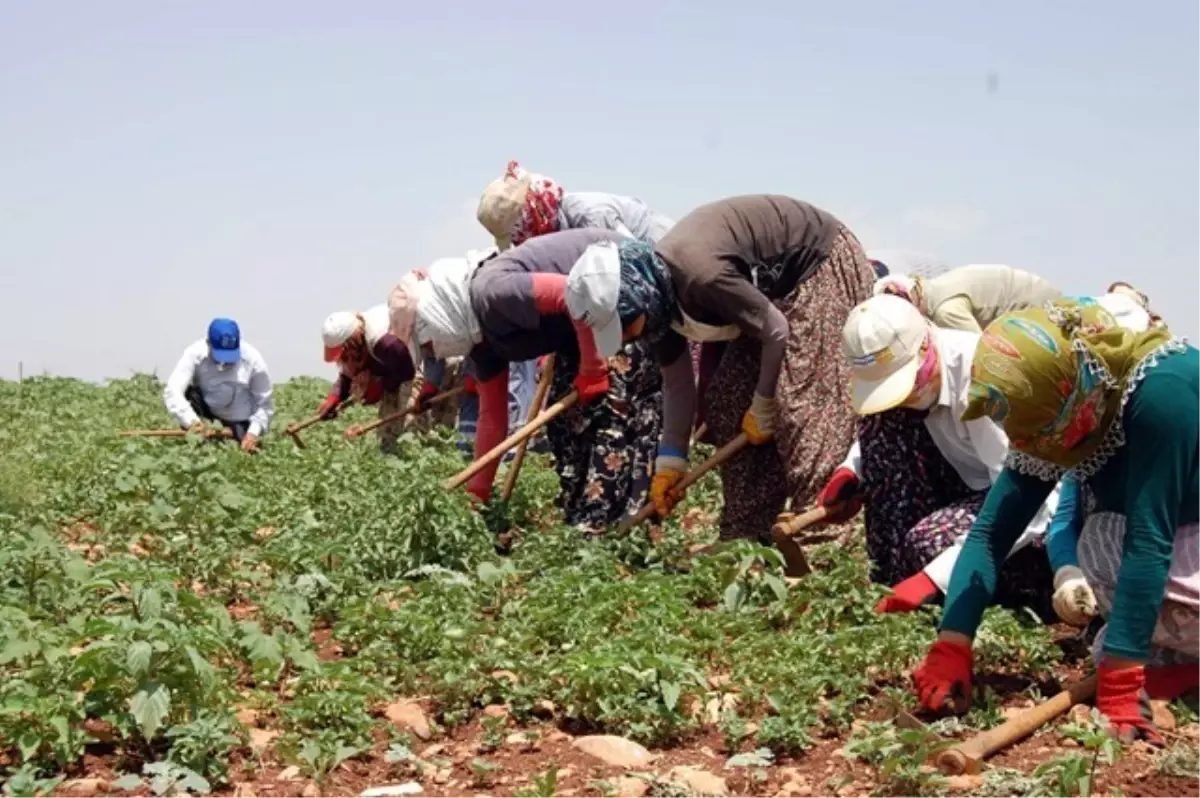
[464, 375, 479, 395]
[361, 380, 385, 406]
[913, 639, 973, 713]
[741, 393, 778, 445]
[318, 395, 341, 420]
[651, 454, 689, 518]
[1052, 566, 1098, 627]
[416, 381, 439, 411]
[1097, 662, 1163, 746]
[574, 369, 611, 405]
[876, 571, 940, 614]
[816, 467, 863, 523]
[1145, 663, 1200, 701]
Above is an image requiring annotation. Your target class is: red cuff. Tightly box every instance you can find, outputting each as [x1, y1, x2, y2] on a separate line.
[467, 372, 510, 501]
[531, 273, 607, 378]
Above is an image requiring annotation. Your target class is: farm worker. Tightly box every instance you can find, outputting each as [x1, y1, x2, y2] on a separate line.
[392, 228, 662, 531]
[162, 318, 273, 452]
[475, 159, 674, 251]
[1040, 287, 1170, 627]
[316, 305, 415, 454]
[569, 194, 876, 541]
[873, 264, 1061, 333]
[817, 295, 1060, 617]
[390, 266, 542, 456]
[865, 250, 950, 281]
[475, 159, 677, 456]
[911, 299, 1197, 744]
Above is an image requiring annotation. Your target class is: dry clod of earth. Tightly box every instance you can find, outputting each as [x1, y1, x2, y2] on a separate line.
[236, 707, 261, 727]
[233, 785, 258, 797]
[385, 700, 432, 740]
[667, 766, 729, 797]
[572, 735, 656, 769]
[506, 731, 536, 748]
[302, 781, 322, 797]
[1150, 700, 1177, 731]
[777, 780, 812, 797]
[946, 774, 984, 791]
[360, 783, 424, 797]
[62, 778, 107, 795]
[613, 776, 651, 797]
[277, 766, 302, 781]
[248, 728, 280, 753]
[421, 743, 448, 757]
[1067, 704, 1092, 724]
[481, 704, 510, 720]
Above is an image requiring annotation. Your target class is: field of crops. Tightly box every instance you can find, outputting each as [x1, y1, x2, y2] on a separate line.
[1, 375, 1196, 798]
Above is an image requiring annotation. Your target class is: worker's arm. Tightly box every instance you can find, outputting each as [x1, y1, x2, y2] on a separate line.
[1045, 474, 1083, 573]
[940, 467, 1053, 638]
[373, 334, 417, 393]
[931, 297, 982, 333]
[531, 273, 608, 381]
[1103, 362, 1195, 662]
[655, 332, 697, 462]
[163, 343, 203, 428]
[246, 352, 274, 437]
[467, 367, 512, 503]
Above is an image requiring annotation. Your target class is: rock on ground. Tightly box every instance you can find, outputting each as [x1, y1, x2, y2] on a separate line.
[360, 783, 424, 797]
[385, 700, 432, 740]
[572, 735, 656, 769]
[667, 766, 729, 797]
[612, 776, 650, 797]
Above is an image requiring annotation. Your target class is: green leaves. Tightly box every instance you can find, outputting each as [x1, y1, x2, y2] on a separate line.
[129, 682, 171, 741]
[126, 641, 152, 678]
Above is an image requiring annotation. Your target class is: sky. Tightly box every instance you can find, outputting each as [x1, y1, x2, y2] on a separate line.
[1, 0, 1196, 383]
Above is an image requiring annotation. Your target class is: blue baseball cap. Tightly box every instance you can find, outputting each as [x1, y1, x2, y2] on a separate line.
[207, 318, 242, 363]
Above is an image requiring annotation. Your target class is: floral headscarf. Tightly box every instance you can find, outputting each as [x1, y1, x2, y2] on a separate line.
[505, 160, 564, 247]
[961, 298, 1185, 481]
[615, 239, 677, 344]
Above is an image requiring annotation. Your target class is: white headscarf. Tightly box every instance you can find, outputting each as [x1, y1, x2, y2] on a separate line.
[414, 256, 486, 360]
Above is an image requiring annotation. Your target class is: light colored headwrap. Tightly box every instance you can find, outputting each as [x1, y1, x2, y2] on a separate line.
[412, 250, 497, 360]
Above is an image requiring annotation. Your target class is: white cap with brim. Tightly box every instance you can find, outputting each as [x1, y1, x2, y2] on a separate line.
[565, 242, 623, 358]
[842, 295, 928, 415]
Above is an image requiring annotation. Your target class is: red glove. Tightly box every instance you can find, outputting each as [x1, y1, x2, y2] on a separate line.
[913, 639, 973, 712]
[361, 380, 385, 406]
[1145, 663, 1200, 700]
[876, 571, 939, 614]
[417, 381, 439, 411]
[318, 394, 341, 420]
[1097, 662, 1163, 745]
[464, 375, 479, 395]
[574, 369, 610, 405]
[816, 467, 862, 523]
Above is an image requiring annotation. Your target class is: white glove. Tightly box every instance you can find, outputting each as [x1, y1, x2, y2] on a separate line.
[1052, 566, 1097, 627]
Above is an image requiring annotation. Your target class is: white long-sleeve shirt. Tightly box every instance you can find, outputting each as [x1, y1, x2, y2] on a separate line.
[162, 340, 274, 436]
[840, 327, 1059, 591]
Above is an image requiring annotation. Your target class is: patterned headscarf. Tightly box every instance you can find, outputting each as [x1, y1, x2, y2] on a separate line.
[615, 239, 677, 344]
[505, 160, 564, 247]
[961, 298, 1185, 480]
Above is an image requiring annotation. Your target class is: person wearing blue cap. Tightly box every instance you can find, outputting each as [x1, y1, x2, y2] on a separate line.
[163, 318, 274, 452]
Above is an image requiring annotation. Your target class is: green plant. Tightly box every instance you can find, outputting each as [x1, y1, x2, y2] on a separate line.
[113, 762, 212, 796]
[514, 767, 559, 797]
[470, 757, 502, 788]
[845, 721, 952, 797]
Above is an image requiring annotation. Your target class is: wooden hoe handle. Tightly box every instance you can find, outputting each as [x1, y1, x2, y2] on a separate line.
[500, 356, 557, 501]
[346, 386, 465, 438]
[444, 390, 579, 491]
[619, 432, 751, 533]
[935, 673, 1099, 775]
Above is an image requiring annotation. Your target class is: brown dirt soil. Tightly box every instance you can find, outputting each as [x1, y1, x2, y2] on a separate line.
[46, 620, 1198, 797]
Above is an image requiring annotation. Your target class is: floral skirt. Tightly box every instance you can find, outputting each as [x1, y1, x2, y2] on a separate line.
[701, 225, 876, 541]
[544, 338, 663, 529]
[859, 406, 1054, 617]
[1082, 513, 1200, 665]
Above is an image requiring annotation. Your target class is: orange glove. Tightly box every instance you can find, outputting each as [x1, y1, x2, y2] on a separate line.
[650, 452, 688, 518]
[741, 394, 778, 445]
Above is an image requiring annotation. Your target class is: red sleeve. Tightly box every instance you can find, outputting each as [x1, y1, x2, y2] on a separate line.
[530, 273, 607, 378]
[467, 369, 511, 501]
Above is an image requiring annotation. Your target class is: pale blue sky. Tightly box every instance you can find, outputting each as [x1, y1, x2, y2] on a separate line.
[2, 1, 1196, 382]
